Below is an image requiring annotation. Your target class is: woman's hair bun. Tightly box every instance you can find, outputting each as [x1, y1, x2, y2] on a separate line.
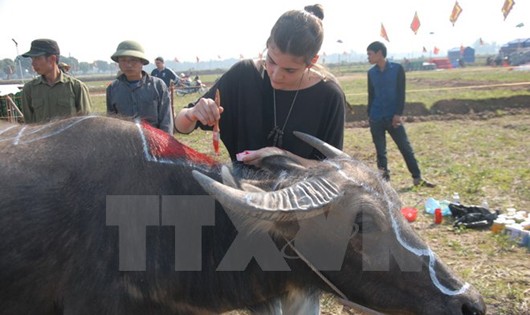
[304, 4, 324, 20]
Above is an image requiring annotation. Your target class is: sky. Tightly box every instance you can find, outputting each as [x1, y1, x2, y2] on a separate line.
[1, 0, 529, 64]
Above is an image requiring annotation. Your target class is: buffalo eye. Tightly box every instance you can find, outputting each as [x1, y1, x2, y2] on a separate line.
[353, 211, 378, 234]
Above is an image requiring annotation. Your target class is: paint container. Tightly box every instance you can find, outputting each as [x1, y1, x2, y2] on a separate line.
[514, 211, 527, 223]
[401, 207, 418, 223]
[504, 224, 528, 246]
[522, 231, 530, 248]
[491, 218, 507, 234]
[434, 208, 442, 224]
[506, 207, 516, 218]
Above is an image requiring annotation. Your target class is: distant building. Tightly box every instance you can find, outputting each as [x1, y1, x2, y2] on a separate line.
[499, 38, 530, 57]
[498, 38, 530, 66]
[448, 47, 475, 67]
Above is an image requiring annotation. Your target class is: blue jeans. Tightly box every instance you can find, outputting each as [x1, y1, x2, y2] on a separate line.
[369, 118, 421, 179]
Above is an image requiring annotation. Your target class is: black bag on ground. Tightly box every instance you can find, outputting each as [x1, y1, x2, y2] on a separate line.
[448, 203, 499, 229]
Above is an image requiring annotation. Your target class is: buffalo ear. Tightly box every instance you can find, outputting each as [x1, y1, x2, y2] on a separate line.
[260, 155, 307, 174]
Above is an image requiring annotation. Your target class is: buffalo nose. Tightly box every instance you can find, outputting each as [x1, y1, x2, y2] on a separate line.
[460, 297, 486, 315]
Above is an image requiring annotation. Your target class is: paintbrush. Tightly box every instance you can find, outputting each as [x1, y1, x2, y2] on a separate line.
[213, 89, 221, 155]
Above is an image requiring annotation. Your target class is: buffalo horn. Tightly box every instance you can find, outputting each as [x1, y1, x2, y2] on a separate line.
[220, 165, 238, 188]
[192, 170, 341, 220]
[293, 131, 349, 159]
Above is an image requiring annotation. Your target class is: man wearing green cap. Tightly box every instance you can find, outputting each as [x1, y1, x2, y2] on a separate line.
[106, 40, 173, 134]
[21, 38, 92, 123]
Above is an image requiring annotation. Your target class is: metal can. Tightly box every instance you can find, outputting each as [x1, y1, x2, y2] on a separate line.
[434, 208, 443, 224]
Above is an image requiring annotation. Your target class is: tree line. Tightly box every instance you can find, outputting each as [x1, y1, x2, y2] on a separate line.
[0, 56, 117, 80]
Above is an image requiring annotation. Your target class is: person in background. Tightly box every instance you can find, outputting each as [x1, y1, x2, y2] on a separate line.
[178, 73, 191, 87]
[151, 56, 178, 87]
[175, 4, 345, 168]
[106, 41, 173, 134]
[58, 62, 71, 74]
[21, 38, 91, 123]
[366, 41, 435, 187]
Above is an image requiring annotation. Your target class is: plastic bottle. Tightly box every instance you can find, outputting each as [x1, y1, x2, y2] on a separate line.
[452, 192, 460, 204]
[434, 208, 443, 224]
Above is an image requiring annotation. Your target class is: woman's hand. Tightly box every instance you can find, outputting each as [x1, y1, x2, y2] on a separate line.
[239, 147, 286, 167]
[189, 97, 224, 126]
[239, 147, 317, 168]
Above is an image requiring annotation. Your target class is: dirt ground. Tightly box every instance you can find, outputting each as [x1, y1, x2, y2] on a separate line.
[344, 95, 530, 128]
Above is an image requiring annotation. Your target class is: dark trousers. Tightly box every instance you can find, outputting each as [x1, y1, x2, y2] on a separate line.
[369, 118, 421, 179]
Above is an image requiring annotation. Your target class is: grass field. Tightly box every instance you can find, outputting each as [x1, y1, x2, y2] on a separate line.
[86, 65, 530, 314]
[86, 65, 530, 114]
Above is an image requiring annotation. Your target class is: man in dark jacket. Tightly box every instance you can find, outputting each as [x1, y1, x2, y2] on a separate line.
[106, 41, 173, 134]
[366, 41, 434, 187]
[151, 56, 178, 87]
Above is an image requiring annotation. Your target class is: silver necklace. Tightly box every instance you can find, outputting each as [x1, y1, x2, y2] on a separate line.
[267, 73, 304, 147]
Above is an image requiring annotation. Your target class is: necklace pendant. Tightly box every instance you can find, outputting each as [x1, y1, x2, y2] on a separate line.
[268, 126, 284, 147]
[267, 126, 278, 141]
[276, 133, 283, 147]
[270, 75, 303, 148]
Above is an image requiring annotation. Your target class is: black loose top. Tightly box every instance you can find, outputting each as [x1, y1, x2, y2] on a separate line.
[190, 59, 345, 161]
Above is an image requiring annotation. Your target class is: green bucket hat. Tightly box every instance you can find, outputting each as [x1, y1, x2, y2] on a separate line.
[111, 40, 149, 65]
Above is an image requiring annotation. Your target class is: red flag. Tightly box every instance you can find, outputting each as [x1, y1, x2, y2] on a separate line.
[196, 56, 200, 63]
[380, 23, 390, 42]
[449, 1, 463, 26]
[410, 11, 421, 34]
[422, 46, 427, 53]
[433, 47, 440, 55]
[502, 0, 515, 20]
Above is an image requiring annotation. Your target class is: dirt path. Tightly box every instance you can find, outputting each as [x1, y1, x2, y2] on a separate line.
[345, 95, 530, 128]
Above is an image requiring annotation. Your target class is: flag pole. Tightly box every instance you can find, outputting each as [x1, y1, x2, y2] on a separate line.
[12, 38, 25, 84]
[170, 80, 177, 134]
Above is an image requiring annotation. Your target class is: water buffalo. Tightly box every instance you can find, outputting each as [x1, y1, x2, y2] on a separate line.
[0, 116, 485, 314]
